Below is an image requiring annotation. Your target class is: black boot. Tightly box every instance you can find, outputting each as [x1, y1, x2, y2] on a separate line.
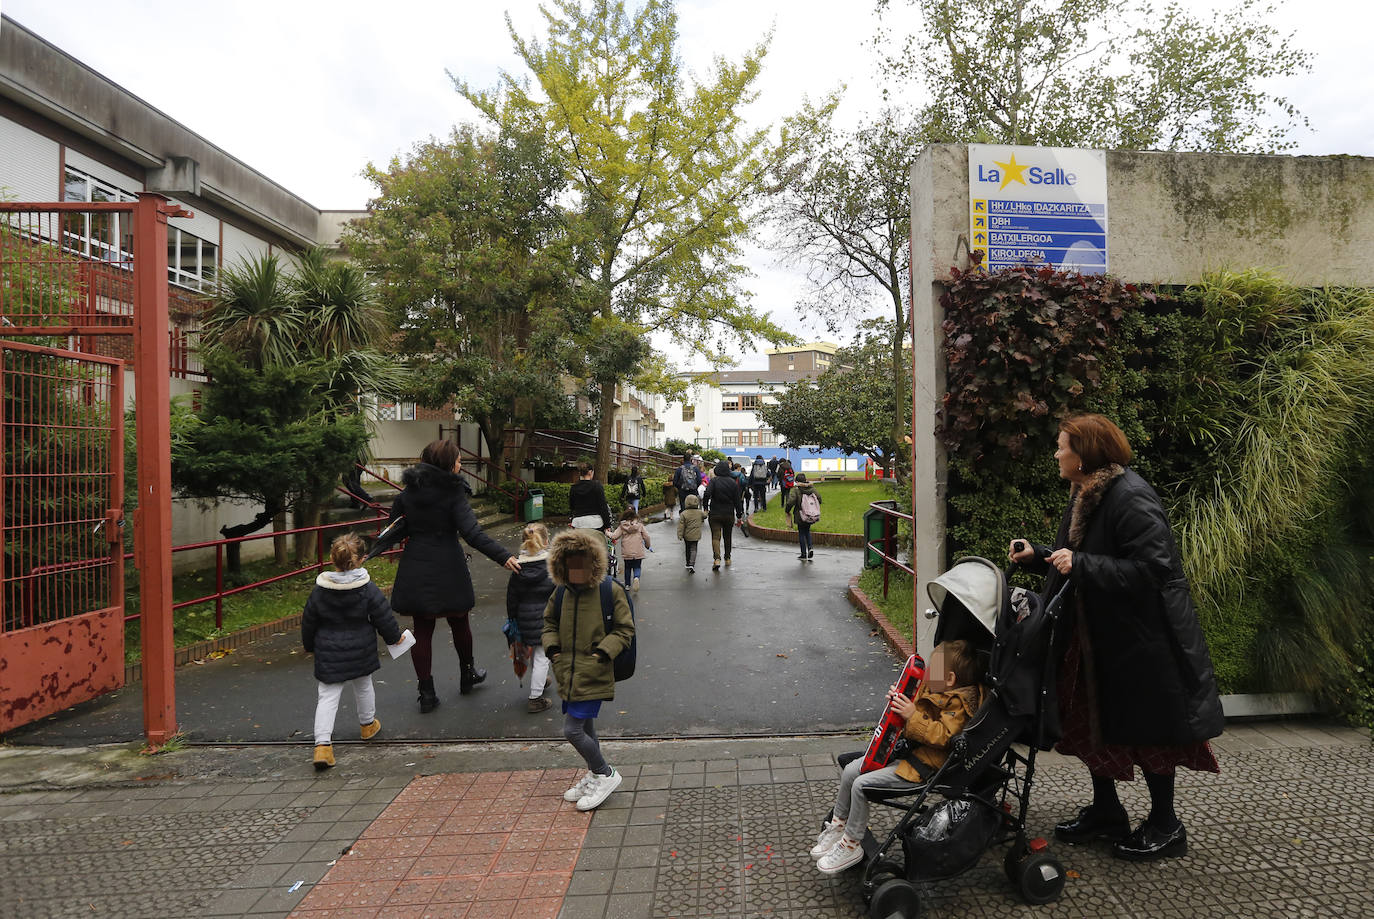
[417, 677, 439, 713]
[459, 663, 487, 695]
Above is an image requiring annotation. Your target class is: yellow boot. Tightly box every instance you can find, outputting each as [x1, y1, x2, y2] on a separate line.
[313, 744, 335, 770]
[360, 718, 382, 741]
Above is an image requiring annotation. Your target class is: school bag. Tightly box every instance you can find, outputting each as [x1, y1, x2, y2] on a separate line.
[626, 477, 639, 497]
[552, 576, 637, 681]
[782, 467, 795, 488]
[750, 460, 767, 481]
[799, 490, 821, 524]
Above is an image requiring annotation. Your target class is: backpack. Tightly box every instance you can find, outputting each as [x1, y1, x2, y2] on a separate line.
[799, 490, 821, 524]
[673, 465, 691, 491]
[626, 477, 639, 497]
[782, 467, 795, 488]
[750, 460, 767, 481]
[552, 576, 636, 681]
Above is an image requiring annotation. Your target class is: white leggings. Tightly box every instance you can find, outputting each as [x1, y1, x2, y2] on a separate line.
[314, 675, 376, 744]
[529, 646, 550, 699]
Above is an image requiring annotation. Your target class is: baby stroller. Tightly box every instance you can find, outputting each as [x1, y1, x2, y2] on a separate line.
[832, 556, 1072, 919]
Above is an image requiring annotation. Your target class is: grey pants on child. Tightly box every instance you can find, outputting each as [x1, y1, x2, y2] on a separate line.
[833, 758, 922, 842]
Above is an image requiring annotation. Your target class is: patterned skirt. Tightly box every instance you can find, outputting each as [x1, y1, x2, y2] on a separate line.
[1055, 628, 1219, 781]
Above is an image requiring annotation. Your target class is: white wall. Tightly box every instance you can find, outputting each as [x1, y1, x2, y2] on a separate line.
[0, 117, 60, 200]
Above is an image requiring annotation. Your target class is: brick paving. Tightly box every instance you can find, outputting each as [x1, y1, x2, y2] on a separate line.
[1, 723, 1371, 918]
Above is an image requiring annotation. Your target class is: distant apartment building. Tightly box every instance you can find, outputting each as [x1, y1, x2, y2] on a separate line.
[661, 342, 840, 460]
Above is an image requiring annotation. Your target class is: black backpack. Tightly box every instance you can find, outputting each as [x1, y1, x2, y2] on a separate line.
[552, 576, 637, 681]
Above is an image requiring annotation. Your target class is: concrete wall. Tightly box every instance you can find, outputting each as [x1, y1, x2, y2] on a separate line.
[910, 144, 1374, 655]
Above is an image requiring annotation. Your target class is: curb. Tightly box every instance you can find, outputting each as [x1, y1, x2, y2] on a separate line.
[124, 612, 303, 685]
[846, 574, 913, 660]
[744, 514, 865, 548]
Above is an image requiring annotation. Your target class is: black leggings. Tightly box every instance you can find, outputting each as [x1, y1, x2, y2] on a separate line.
[564, 715, 608, 774]
[410, 614, 474, 679]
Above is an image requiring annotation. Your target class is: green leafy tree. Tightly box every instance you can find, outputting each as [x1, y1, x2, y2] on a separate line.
[345, 124, 578, 480]
[769, 107, 920, 481]
[458, 0, 811, 478]
[874, 0, 1312, 152]
[758, 321, 907, 472]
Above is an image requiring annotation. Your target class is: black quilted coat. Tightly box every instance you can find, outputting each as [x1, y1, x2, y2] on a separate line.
[1032, 465, 1224, 747]
[302, 570, 403, 683]
[506, 551, 554, 646]
[388, 463, 512, 617]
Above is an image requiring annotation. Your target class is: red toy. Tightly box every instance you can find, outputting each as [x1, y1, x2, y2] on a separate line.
[860, 653, 927, 773]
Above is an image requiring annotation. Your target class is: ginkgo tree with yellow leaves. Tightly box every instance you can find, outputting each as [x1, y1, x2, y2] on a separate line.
[457, 0, 820, 478]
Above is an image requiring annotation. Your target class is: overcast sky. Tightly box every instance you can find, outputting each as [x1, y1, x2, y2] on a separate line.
[4, 0, 1372, 370]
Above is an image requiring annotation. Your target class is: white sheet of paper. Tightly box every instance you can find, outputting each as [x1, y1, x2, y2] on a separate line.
[387, 629, 416, 659]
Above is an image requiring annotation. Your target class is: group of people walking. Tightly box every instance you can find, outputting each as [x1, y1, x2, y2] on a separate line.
[303, 414, 1223, 855]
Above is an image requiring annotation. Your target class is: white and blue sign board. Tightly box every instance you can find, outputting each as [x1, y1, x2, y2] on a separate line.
[968, 144, 1108, 274]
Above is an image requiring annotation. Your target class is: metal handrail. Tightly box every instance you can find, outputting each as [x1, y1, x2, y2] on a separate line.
[865, 500, 914, 599]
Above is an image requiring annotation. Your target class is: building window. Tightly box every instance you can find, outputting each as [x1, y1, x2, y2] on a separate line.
[721, 396, 741, 411]
[741, 394, 761, 410]
[167, 227, 218, 292]
[682, 404, 695, 422]
[61, 167, 136, 263]
[372, 398, 417, 421]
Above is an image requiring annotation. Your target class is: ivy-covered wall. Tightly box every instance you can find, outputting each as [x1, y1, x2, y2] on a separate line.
[939, 266, 1374, 719]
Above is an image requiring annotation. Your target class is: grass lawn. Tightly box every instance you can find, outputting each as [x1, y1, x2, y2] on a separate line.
[857, 565, 915, 643]
[122, 556, 398, 665]
[752, 479, 897, 534]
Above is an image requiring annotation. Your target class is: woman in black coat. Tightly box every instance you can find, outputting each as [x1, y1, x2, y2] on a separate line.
[389, 440, 519, 712]
[568, 463, 613, 530]
[1010, 413, 1223, 862]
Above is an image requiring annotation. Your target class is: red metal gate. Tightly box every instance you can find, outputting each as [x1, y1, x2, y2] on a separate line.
[0, 340, 125, 731]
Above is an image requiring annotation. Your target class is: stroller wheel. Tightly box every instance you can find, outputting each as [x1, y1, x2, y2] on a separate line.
[868, 878, 920, 919]
[867, 857, 904, 887]
[1014, 853, 1066, 904]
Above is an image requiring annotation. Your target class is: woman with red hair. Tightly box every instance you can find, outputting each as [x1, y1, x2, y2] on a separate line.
[1010, 413, 1223, 862]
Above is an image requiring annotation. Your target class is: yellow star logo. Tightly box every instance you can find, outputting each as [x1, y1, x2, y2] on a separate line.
[994, 154, 1029, 190]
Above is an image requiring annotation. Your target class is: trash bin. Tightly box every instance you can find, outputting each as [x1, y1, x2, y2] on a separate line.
[863, 500, 898, 568]
[522, 487, 544, 522]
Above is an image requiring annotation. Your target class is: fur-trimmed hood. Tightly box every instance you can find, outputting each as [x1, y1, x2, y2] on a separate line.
[401, 462, 467, 492]
[1067, 463, 1127, 548]
[548, 528, 608, 587]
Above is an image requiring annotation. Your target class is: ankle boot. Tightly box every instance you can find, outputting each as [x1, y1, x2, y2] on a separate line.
[459, 663, 486, 695]
[417, 677, 439, 713]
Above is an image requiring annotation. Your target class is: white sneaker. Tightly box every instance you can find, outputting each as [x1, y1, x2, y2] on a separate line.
[632, 576, 640, 591]
[563, 770, 597, 802]
[810, 818, 847, 858]
[575, 768, 622, 811]
[817, 836, 864, 875]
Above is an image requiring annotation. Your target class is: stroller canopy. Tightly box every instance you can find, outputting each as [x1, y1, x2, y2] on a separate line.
[927, 557, 1003, 643]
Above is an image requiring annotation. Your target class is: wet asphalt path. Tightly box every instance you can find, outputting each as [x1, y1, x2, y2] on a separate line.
[6, 516, 901, 745]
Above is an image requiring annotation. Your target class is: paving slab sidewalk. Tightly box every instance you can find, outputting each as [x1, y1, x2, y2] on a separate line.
[1, 722, 1370, 919]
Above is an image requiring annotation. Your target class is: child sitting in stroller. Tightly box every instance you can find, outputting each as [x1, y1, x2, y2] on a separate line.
[813, 639, 988, 875]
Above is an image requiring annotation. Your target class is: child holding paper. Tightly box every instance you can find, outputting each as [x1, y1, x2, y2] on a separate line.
[302, 533, 409, 770]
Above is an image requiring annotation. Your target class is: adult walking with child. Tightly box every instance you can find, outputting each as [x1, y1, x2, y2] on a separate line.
[388, 440, 520, 714]
[703, 459, 744, 572]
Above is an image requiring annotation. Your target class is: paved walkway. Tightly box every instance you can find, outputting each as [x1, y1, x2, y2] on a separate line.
[1, 721, 1370, 918]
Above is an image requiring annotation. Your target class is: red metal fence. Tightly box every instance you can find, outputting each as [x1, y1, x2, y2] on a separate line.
[0, 340, 125, 731]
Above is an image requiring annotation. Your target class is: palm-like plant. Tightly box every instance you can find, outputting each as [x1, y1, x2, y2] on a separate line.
[292, 247, 389, 360]
[201, 254, 302, 368]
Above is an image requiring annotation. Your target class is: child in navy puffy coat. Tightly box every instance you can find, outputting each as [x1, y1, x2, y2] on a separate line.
[507, 523, 557, 713]
[302, 533, 405, 769]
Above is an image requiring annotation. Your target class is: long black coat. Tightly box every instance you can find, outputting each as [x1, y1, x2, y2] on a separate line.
[506, 552, 554, 646]
[388, 463, 512, 617]
[1032, 466, 1224, 747]
[703, 463, 743, 521]
[302, 572, 403, 683]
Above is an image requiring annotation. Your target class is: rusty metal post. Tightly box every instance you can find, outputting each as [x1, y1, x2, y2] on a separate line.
[132, 193, 177, 744]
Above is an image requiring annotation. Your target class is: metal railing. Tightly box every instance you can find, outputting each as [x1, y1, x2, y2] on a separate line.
[519, 429, 678, 475]
[866, 500, 915, 599]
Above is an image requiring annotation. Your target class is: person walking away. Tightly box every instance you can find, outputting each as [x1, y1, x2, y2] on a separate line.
[302, 533, 406, 769]
[507, 522, 556, 713]
[544, 529, 635, 811]
[767, 455, 780, 490]
[785, 473, 822, 559]
[620, 465, 646, 515]
[661, 469, 678, 523]
[609, 506, 651, 591]
[677, 494, 705, 572]
[813, 640, 987, 874]
[779, 460, 796, 520]
[749, 455, 769, 512]
[569, 463, 613, 531]
[1008, 413, 1223, 862]
[389, 440, 520, 713]
[673, 454, 696, 515]
[703, 460, 744, 571]
[730, 462, 751, 514]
